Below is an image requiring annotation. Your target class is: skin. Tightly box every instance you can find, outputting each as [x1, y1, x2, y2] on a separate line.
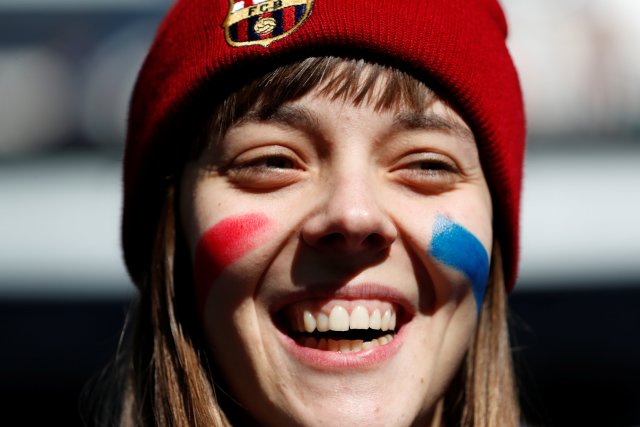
[180, 83, 493, 426]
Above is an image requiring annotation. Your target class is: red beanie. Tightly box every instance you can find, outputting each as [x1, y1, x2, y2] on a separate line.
[122, 0, 526, 291]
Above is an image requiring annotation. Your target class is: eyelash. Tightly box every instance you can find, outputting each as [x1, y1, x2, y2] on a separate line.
[405, 159, 458, 173]
[240, 155, 296, 170]
[392, 156, 462, 190]
[225, 153, 302, 188]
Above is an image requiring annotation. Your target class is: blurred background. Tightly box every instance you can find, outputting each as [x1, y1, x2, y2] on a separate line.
[1, 0, 639, 425]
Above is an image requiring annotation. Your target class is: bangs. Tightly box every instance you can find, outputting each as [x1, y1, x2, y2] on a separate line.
[194, 56, 439, 157]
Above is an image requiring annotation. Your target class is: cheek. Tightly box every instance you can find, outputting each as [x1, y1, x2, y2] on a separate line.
[429, 214, 490, 309]
[194, 213, 273, 313]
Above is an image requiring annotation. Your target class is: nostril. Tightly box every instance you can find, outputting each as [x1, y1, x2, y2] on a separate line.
[316, 232, 389, 252]
[301, 207, 397, 253]
[363, 233, 387, 249]
[317, 232, 346, 249]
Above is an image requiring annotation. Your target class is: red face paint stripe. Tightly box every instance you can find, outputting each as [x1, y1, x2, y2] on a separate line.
[194, 213, 272, 313]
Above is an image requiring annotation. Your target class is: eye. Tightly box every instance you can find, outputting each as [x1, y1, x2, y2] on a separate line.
[405, 158, 457, 173]
[391, 152, 462, 192]
[247, 155, 296, 169]
[224, 146, 305, 190]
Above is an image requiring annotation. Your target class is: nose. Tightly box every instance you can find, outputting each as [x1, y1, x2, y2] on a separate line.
[301, 173, 397, 254]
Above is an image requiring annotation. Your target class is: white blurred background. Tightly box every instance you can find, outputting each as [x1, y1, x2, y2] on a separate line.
[0, 1, 639, 425]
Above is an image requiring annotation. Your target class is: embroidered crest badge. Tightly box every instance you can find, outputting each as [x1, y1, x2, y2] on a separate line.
[223, 0, 314, 47]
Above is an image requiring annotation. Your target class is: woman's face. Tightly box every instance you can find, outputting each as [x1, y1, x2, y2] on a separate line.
[181, 85, 492, 426]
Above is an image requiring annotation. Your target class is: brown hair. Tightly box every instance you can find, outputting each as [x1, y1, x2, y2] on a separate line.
[82, 57, 519, 426]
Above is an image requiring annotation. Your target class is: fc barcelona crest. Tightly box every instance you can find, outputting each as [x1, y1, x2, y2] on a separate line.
[223, 0, 314, 47]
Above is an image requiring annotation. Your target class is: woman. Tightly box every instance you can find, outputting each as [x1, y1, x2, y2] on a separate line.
[85, 0, 525, 425]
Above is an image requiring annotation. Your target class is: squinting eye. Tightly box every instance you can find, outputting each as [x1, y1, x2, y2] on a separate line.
[252, 156, 295, 169]
[224, 150, 304, 190]
[391, 153, 462, 193]
[408, 159, 457, 172]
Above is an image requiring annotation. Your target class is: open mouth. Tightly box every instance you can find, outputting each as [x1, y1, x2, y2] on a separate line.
[275, 300, 406, 353]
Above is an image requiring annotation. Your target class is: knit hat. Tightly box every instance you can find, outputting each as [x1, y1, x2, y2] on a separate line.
[122, 0, 526, 291]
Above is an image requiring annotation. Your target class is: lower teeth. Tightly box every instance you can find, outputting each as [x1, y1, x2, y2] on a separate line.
[297, 334, 394, 353]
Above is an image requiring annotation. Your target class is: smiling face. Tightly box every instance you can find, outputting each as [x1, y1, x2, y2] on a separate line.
[180, 71, 493, 426]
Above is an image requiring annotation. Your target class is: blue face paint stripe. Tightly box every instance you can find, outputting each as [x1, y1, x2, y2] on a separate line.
[430, 215, 490, 310]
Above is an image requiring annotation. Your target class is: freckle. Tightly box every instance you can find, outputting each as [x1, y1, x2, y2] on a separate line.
[420, 377, 424, 384]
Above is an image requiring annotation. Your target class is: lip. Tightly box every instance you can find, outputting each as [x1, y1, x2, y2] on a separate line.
[270, 283, 415, 370]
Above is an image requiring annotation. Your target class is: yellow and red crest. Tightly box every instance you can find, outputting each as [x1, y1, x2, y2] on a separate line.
[223, 0, 314, 47]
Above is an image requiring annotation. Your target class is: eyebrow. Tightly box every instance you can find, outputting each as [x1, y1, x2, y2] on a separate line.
[392, 111, 475, 144]
[239, 105, 475, 144]
[241, 104, 319, 131]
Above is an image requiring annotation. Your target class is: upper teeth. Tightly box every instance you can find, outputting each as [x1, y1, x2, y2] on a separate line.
[301, 304, 397, 333]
